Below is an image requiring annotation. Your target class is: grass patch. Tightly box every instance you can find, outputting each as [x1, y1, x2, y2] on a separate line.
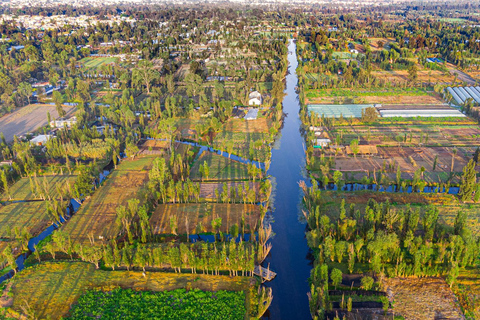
[190, 151, 250, 181]
[0, 175, 77, 201]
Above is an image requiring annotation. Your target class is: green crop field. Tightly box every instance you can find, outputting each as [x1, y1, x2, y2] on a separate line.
[0, 175, 77, 201]
[78, 57, 118, 70]
[7, 262, 250, 319]
[150, 203, 261, 235]
[190, 151, 250, 181]
[0, 201, 52, 239]
[68, 288, 245, 319]
[61, 157, 156, 244]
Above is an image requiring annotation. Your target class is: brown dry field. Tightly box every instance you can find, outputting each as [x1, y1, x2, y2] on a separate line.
[372, 70, 455, 84]
[61, 169, 150, 244]
[334, 146, 473, 180]
[0, 104, 76, 142]
[222, 118, 270, 133]
[149, 203, 260, 235]
[306, 94, 445, 105]
[199, 181, 261, 201]
[383, 277, 464, 320]
[367, 37, 396, 51]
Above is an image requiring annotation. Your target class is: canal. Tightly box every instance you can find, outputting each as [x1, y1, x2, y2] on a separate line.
[265, 39, 312, 319]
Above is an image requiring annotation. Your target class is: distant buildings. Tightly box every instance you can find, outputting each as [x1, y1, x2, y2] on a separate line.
[50, 116, 78, 128]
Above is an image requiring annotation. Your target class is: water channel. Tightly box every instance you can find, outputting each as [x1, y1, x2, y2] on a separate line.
[264, 39, 312, 319]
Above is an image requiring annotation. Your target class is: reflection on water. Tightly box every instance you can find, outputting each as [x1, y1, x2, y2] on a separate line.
[263, 39, 312, 320]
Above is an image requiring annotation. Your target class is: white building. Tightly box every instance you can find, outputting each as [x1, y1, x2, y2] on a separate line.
[50, 116, 77, 128]
[248, 91, 262, 106]
[30, 135, 51, 146]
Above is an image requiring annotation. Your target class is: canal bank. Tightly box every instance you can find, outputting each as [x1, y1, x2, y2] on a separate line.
[264, 39, 312, 319]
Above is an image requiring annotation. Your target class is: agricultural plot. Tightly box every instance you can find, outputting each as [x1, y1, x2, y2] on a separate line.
[190, 151, 250, 181]
[212, 131, 271, 162]
[68, 288, 245, 320]
[199, 181, 261, 202]
[307, 104, 373, 118]
[456, 268, 480, 319]
[61, 157, 155, 244]
[372, 70, 455, 85]
[149, 203, 260, 235]
[0, 201, 51, 239]
[6, 262, 250, 319]
[305, 87, 444, 105]
[77, 57, 118, 71]
[0, 104, 76, 143]
[324, 122, 479, 182]
[333, 146, 473, 180]
[382, 277, 464, 319]
[0, 175, 77, 201]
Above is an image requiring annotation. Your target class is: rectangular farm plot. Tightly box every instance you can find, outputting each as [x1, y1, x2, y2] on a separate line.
[0, 201, 51, 239]
[307, 104, 373, 118]
[9, 262, 250, 320]
[61, 157, 155, 244]
[0, 175, 77, 201]
[190, 151, 250, 181]
[150, 203, 260, 235]
[199, 181, 261, 202]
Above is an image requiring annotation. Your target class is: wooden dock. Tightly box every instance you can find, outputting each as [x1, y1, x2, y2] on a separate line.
[254, 265, 277, 282]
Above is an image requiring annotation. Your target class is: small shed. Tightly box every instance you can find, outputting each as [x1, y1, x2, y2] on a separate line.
[245, 108, 259, 120]
[315, 138, 331, 148]
[248, 91, 262, 106]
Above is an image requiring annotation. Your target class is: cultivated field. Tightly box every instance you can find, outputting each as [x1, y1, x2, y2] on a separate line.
[0, 175, 77, 201]
[0, 201, 51, 239]
[78, 57, 118, 71]
[199, 181, 261, 202]
[372, 70, 455, 85]
[382, 277, 464, 320]
[305, 87, 445, 105]
[149, 203, 261, 235]
[190, 151, 251, 181]
[0, 104, 76, 143]
[61, 157, 155, 244]
[5, 262, 250, 319]
[456, 268, 480, 319]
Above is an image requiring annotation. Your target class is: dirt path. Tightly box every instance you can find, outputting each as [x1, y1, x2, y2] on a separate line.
[448, 63, 477, 85]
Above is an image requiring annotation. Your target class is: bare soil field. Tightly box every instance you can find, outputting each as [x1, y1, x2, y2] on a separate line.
[0, 104, 76, 142]
[222, 118, 270, 134]
[333, 146, 472, 180]
[372, 70, 455, 85]
[307, 94, 445, 105]
[150, 203, 260, 235]
[368, 37, 396, 51]
[382, 277, 464, 320]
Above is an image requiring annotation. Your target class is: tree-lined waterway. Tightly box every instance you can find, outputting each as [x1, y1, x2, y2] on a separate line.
[265, 39, 312, 319]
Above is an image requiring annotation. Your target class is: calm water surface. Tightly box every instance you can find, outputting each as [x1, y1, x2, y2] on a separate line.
[264, 39, 312, 320]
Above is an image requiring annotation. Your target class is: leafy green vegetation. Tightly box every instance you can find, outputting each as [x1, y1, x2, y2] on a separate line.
[68, 288, 246, 320]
